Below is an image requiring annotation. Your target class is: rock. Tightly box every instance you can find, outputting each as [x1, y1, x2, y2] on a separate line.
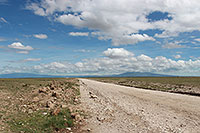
[52, 91, 57, 97]
[68, 107, 73, 112]
[43, 112, 48, 115]
[46, 101, 55, 109]
[87, 128, 91, 132]
[90, 94, 98, 99]
[74, 98, 78, 102]
[61, 104, 68, 108]
[89, 91, 92, 95]
[52, 91, 61, 98]
[52, 108, 61, 116]
[75, 114, 81, 121]
[33, 97, 40, 102]
[71, 113, 76, 119]
[22, 83, 28, 87]
[97, 117, 104, 122]
[89, 92, 98, 99]
[19, 98, 23, 102]
[66, 127, 71, 131]
[50, 84, 55, 90]
[28, 109, 33, 114]
[39, 87, 48, 94]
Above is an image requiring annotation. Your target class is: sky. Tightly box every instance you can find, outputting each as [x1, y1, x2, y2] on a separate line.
[0, 0, 200, 76]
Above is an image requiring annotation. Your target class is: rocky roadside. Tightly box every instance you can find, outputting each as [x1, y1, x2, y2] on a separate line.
[0, 78, 86, 133]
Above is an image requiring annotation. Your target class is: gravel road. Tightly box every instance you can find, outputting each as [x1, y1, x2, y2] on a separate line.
[79, 78, 200, 133]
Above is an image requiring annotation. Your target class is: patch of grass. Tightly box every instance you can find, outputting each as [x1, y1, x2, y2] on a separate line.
[8, 109, 73, 133]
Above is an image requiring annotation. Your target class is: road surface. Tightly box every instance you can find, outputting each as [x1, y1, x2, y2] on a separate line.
[79, 79, 200, 133]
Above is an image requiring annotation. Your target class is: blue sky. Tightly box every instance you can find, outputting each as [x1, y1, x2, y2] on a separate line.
[0, 0, 200, 76]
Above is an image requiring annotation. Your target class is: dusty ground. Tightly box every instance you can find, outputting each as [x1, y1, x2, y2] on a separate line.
[79, 78, 200, 133]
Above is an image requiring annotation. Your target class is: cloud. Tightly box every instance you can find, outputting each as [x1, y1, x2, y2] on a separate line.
[194, 38, 200, 42]
[173, 54, 181, 59]
[16, 51, 29, 54]
[0, 0, 8, 5]
[22, 58, 41, 62]
[8, 58, 41, 63]
[0, 17, 8, 23]
[26, 3, 46, 16]
[111, 34, 155, 46]
[162, 42, 186, 49]
[176, 51, 182, 54]
[31, 53, 200, 76]
[0, 37, 6, 41]
[26, 0, 200, 46]
[103, 48, 134, 59]
[33, 34, 48, 39]
[74, 49, 95, 53]
[1, 48, 200, 76]
[69, 32, 89, 36]
[8, 42, 33, 50]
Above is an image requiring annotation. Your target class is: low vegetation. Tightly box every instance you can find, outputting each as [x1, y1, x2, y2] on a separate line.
[90, 77, 200, 96]
[0, 78, 83, 132]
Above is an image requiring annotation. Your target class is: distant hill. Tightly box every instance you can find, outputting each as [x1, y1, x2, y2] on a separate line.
[111, 72, 174, 77]
[0, 73, 65, 78]
[0, 72, 175, 78]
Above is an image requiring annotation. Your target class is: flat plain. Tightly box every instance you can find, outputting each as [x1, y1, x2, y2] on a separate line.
[89, 77, 200, 96]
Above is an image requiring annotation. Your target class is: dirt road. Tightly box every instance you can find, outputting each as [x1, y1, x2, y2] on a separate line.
[79, 79, 200, 133]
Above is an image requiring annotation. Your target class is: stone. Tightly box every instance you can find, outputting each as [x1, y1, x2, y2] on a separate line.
[61, 104, 68, 108]
[28, 109, 33, 114]
[74, 98, 78, 102]
[90, 94, 98, 99]
[71, 112, 77, 119]
[52, 108, 61, 116]
[87, 128, 91, 132]
[33, 97, 40, 102]
[89, 92, 98, 99]
[46, 101, 55, 109]
[66, 127, 71, 131]
[43, 112, 48, 115]
[97, 117, 104, 122]
[39, 87, 48, 94]
[75, 114, 81, 121]
[52, 91, 60, 97]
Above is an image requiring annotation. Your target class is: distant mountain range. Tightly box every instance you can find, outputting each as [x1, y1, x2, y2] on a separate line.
[0, 72, 175, 78]
[0, 73, 65, 78]
[111, 72, 174, 77]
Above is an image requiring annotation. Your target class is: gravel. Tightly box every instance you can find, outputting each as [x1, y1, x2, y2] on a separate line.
[79, 78, 200, 133]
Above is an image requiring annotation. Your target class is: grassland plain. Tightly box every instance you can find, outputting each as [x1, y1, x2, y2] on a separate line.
[89, 77, 200, 96]
[0, 78, 85, 133]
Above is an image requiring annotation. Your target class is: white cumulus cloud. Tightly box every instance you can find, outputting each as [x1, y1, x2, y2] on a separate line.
[26, 0, 200, 46]
[162, 42, 186, 49]
[69, 32, 89, 36]
[103, 48, 134, 59]
[33, 34, 48, 39]
[0, 17, 8, 23]
[16, 51, 29, 54]
[23, 58, 41, 62]
[8, 42, 33, 51]
[194, 38, 200, 42]
[173, 55, 181, 59]
[1, 48, 200, 76]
